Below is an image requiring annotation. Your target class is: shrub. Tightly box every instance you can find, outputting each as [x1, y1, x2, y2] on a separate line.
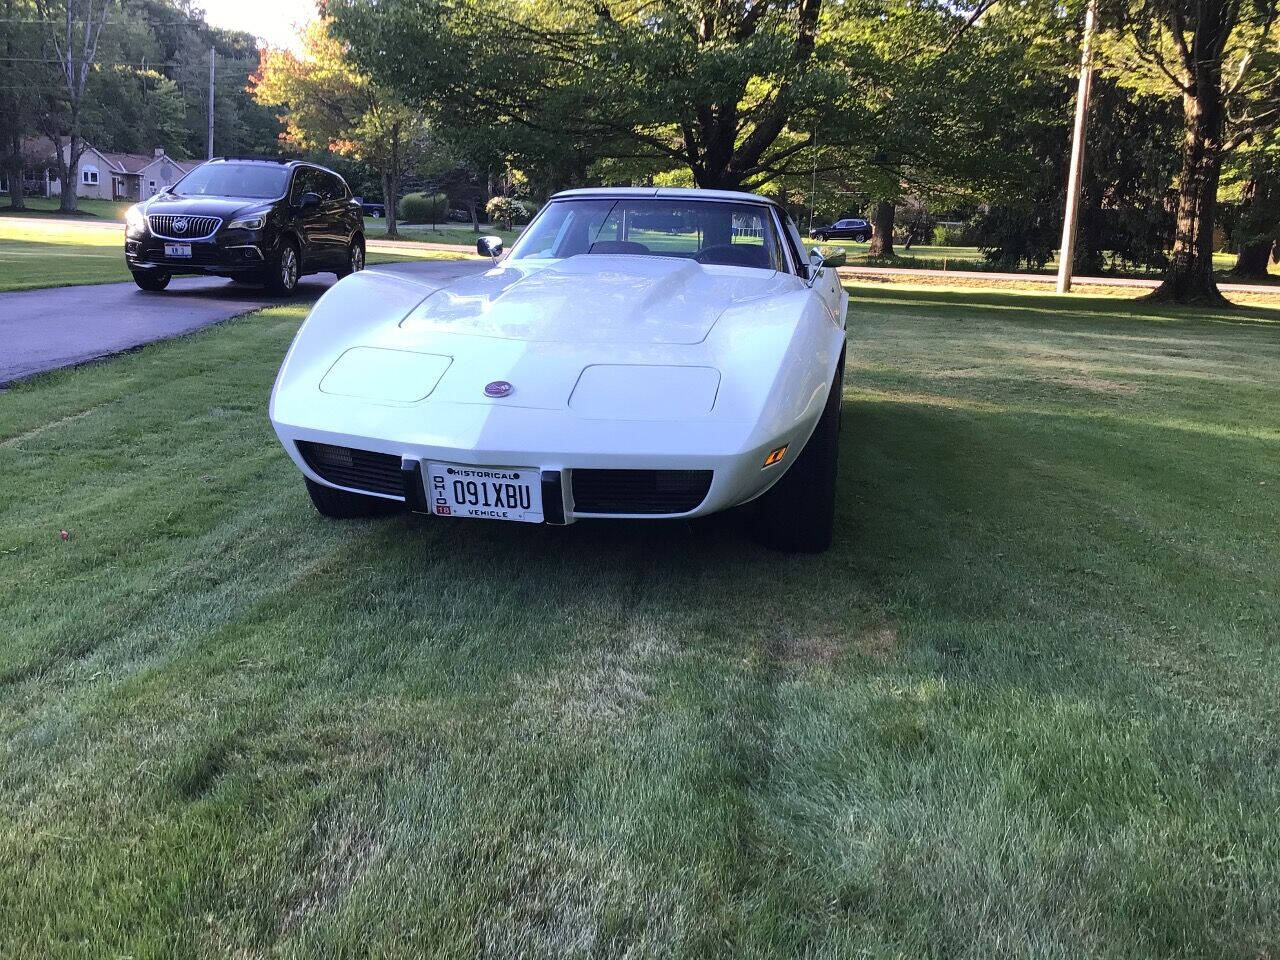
[400, 192, 449, 225]
[931, 223, 967, 246]
[485, 196, 532, 229]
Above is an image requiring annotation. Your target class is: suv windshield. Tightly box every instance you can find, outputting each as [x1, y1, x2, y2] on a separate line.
[510, 198, 787, 272]
[171, 162, 291, 200]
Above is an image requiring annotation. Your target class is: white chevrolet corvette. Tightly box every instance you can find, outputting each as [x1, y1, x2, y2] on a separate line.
[269, 187, 849, 552]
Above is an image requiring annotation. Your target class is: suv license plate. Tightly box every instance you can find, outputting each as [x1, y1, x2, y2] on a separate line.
[164, 243, 192, 258]
[425, 463, 543, 523]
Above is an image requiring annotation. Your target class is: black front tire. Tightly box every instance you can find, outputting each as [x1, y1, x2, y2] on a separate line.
[814, 232, 828, 242]
[264, 239, 300, 296]
[750, 359, 843, 553]
[132, 271, 170, 292]
[304, 477, 402, 519]
[335, 237, 365, 279]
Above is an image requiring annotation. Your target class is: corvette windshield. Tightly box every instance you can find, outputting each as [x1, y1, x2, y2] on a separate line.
[171, 163, 290, 200]
[509, 198, 787, 271]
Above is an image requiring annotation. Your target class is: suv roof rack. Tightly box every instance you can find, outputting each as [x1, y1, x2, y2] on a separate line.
[209, 155, 297, 164]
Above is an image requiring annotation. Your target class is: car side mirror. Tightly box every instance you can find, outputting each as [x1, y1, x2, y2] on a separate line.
[477, 235, 503, 261]
[297, 191, 322, 209]
[808, 246, 844, 284]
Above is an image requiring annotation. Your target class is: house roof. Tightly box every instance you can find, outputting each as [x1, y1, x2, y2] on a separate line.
[100, 152, 152, 174]
[19, 137, 195, 175]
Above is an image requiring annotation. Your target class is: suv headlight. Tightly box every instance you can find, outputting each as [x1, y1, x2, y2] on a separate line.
[227, 215, 264, 231]
[125, 205, 147, 236]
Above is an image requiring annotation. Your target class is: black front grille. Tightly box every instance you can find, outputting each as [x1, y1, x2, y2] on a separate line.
[297, 442, 403, 497]
[148, 214, 221, 239]
[571, 469, 712, 515]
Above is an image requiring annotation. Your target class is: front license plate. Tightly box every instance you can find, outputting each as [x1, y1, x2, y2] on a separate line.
[425, 463, 543, 523]
[163, 243, 192, 258]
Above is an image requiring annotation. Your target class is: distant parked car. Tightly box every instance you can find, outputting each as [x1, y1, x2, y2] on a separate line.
[447, 208, 472, 223]
[811, 218, 870, 243]
[124, 157, 365, 296]
[354, 197, 385, 218]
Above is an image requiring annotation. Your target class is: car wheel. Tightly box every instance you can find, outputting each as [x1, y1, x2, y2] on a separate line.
[855, 233, 870, 243]
[304, 477, 402, 519]
[335, 237, 365, 279]
[750, 356, 843, 554]
[132, 271, 170, 292]
[814, 232, 828, 242]
[265, 239, 300, 296]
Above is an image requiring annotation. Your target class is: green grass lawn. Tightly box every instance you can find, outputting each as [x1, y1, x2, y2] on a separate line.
[822, 239, 1275, 282]
[0, 195, 133, 220]
[0, 219, 463, 292]
[2, 286, 1279, 957]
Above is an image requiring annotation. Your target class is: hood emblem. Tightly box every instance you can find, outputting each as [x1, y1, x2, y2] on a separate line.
[484, 380, 513, 398]
[173, 218, 188, 234]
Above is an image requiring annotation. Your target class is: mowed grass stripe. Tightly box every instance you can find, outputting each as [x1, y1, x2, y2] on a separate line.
[0, 287, 1278, 956]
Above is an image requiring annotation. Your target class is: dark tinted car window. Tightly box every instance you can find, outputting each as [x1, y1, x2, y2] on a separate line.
[290, 167, 322, 202]
[321, 171, 348, 200]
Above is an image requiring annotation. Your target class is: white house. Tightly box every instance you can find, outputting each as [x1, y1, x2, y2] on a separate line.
[3, 139, 198, 202]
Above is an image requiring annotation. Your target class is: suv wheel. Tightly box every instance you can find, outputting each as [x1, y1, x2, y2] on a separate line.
[814, 232, 828, 242]
[336, 237, 365, 279]
[855, 233, 870, 243]
[265, 239, 300, 296]
[132, 271, 170, 292]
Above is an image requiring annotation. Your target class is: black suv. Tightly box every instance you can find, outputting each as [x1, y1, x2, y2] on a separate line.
[124, 158, 365, 295]
[810, 218, 871, 242]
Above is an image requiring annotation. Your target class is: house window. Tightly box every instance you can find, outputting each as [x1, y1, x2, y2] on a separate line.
[148, 180, 156, 193]
[82, 167, 99, 185]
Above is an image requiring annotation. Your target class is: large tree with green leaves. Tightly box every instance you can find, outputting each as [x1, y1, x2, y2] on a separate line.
[253, 19, 430, 237]
[1103, 0, 1280, 302]
[328, 0, 1009, 195]
[34, 0, 114, 212]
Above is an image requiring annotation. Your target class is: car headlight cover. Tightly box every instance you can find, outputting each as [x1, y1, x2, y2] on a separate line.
[228, 215, 264, 231]
[125, 205, 147, 235]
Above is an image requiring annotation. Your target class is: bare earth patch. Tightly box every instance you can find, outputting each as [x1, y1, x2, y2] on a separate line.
[858, 625, 899, 661]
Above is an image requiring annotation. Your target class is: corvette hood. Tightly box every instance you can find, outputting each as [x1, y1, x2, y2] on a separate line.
[399, 255, 789, 345]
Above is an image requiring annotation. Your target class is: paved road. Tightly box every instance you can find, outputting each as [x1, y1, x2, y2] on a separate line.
[0, 259, 487, 385]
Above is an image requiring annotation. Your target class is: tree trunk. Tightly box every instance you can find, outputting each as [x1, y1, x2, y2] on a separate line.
[3, 0, 23, 211]
[1233, 237, 1273, 277]
[867, 201, 896, 257]
[1148, 77, 1226, 304]
[470, 197, 479, 233]
[60, 132, 82, 214]
[6, 131, 25, 210]
[1230, 174, 1279, 278]
[382, 169, 400, 239]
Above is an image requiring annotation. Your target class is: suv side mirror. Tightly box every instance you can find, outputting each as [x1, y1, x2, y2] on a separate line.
[297, 191, 322, 209]
[477, 235, 503, 261]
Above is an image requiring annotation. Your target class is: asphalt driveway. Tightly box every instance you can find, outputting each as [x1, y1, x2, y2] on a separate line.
[0, 259, 487, 385]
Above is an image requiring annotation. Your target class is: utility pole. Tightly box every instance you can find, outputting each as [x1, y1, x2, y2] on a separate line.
[206, 46, 216, 160]
[1056, 0, 1098, 293]
[808, 125, 819, 235]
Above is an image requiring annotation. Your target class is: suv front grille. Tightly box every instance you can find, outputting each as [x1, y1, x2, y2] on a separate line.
[148, 214, 222, 239]
[571, 469, 712, 515]
[297, 441, 403, 497]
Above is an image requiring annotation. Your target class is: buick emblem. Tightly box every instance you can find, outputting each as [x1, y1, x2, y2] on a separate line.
[484, 380, 513, 398]
[173, 218, 188, 234]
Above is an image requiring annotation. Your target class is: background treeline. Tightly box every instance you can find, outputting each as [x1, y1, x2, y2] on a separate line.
[6, 0, 1280, 301]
